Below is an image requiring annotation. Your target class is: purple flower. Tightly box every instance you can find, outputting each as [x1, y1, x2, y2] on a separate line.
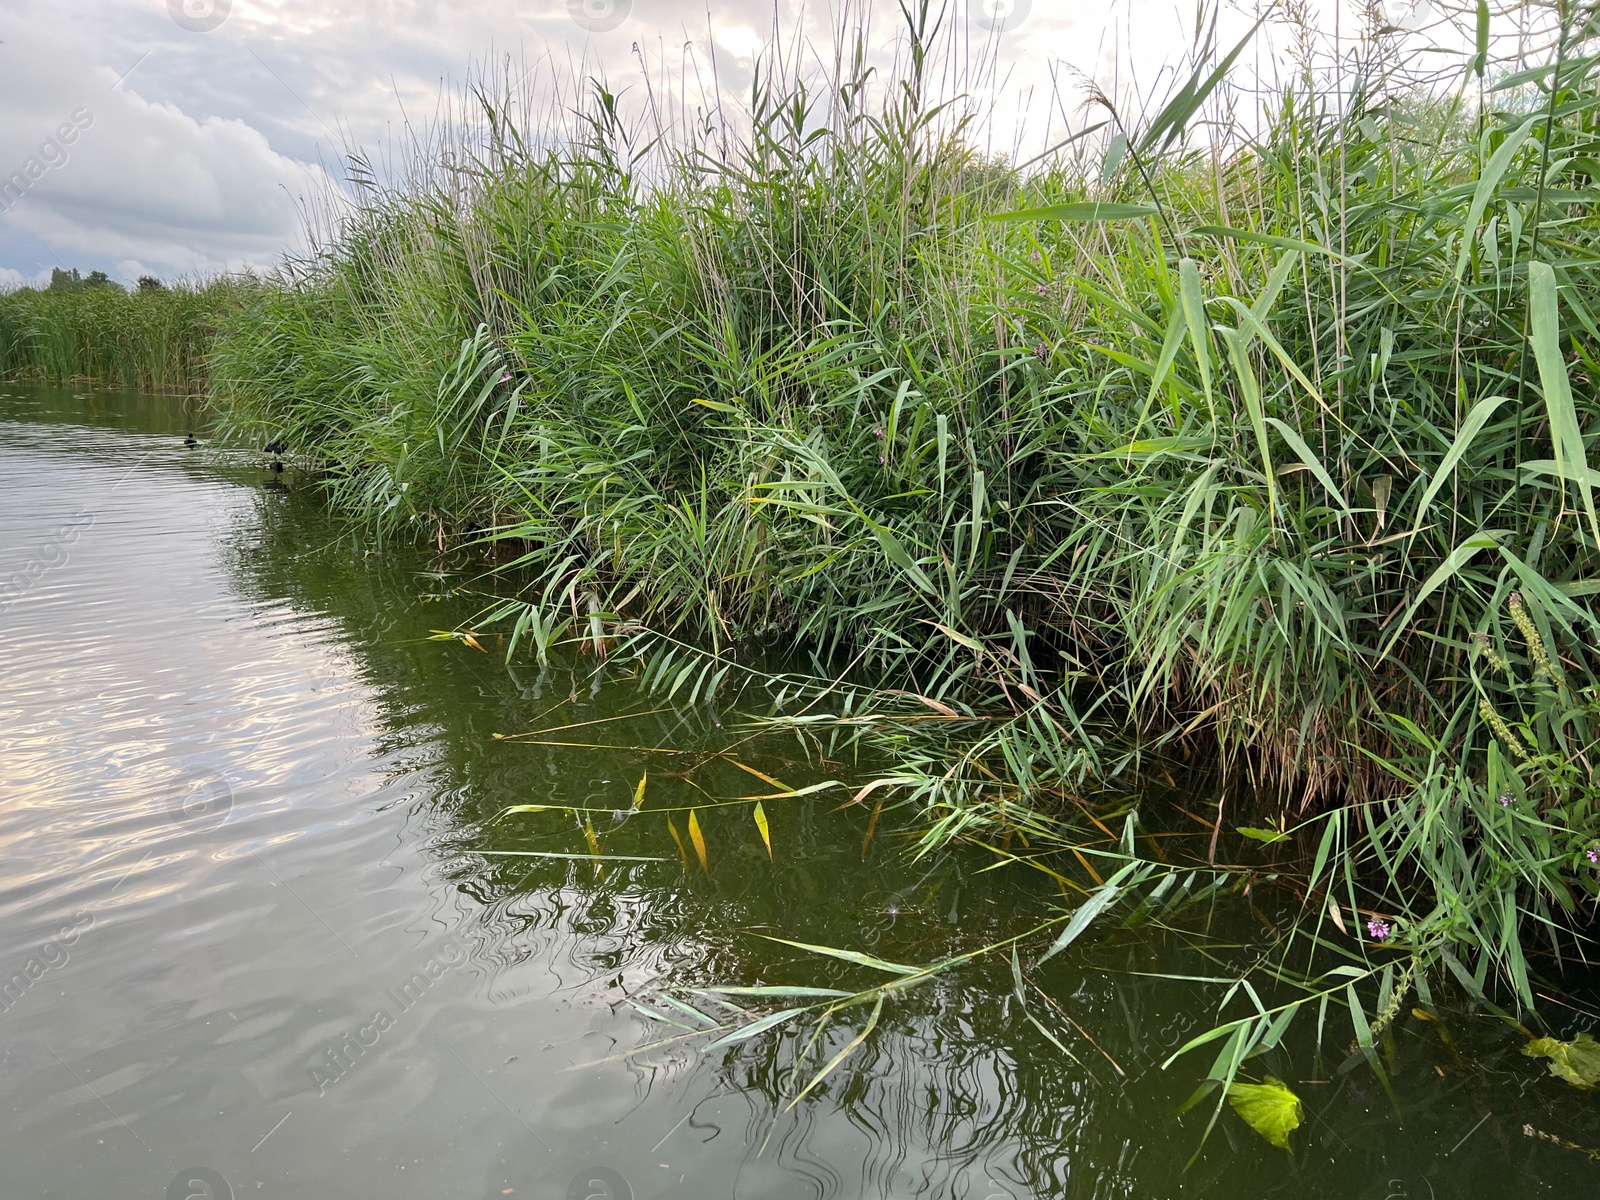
[1367, 918, 1391, 941]
[1587, 848, 1598, 865]
[877, 454, 886, 465]
[498, 371, 513, 383]
[872, 427, 884, 439]
[1497, 793, 1512, 807]
[1034, 342, 1049, 362]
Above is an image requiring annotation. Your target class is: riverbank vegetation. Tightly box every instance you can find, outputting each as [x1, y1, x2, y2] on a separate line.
[26, 0, 1600, 1144]
[0, 272, 240, 392]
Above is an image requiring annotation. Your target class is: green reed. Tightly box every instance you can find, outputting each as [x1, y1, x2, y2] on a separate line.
[208, 0, 1600, 1119]
[0, 276, 244, 393]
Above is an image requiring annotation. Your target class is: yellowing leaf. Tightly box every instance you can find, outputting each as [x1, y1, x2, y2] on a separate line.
[1327, 898, 1348, 936]
[753, 801, 772, 859]
[861, 795, 885, 856]
[428, 629, 486, 651]
[687, 809, 709, 874]
[633, 772, 647, 811]
[491, 804, 551, 821]
[721, 757, 788, 790]
[1524, 1034, 1600, 1088]
[729, 781, 839, 801]
[665, 815, 689, 870]
[1226, 1077, 1302, 1150]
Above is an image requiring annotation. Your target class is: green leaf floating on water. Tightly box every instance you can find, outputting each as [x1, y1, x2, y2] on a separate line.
[1237, 826, 1289, 844]
[1523, 1033, 1600, 1088]
[1226, 1077, 1302, 1149]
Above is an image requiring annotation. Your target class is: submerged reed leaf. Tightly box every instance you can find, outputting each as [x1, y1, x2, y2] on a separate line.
[1036, 874, 1128, 965]
[759, 935, 921, 977]
[665, 815, 689, 871]
[697, 985, 853, 998]
[476, 850, 666, 861]
[788, 993, 885, 1108]
[705, 1007, 807, 1050]
[492, 804, 551, 821]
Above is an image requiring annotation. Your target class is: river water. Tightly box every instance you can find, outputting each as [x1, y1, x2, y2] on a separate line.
[1, 384, 1595, 1198]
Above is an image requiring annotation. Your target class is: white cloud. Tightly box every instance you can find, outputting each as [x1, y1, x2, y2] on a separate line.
[0, 265, 52, 291]
[0, 4, 329, 280]
[0, 0, 1459, 282]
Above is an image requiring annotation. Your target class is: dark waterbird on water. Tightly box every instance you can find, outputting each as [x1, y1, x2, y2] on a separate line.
[263, 437, 288, 473]
[183, 433, 199, 448]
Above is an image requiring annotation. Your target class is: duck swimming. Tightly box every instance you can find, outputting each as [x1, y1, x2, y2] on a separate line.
[183, 433, 199, 448]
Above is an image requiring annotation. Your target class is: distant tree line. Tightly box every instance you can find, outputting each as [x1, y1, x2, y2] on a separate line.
[43, 267, 167, 294]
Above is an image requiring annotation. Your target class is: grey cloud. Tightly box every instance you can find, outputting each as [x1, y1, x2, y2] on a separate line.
[0, 0, 1244, 283]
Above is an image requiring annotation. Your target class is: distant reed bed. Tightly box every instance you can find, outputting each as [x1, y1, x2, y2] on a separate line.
[0, 273, 245, 393]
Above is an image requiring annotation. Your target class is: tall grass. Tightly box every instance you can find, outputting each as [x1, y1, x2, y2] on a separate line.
[0, 277, 243, 392]
[211, 0, 1600, 1106]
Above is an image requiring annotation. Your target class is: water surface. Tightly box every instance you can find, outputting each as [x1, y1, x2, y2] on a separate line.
[1, 385, 1596, 1198]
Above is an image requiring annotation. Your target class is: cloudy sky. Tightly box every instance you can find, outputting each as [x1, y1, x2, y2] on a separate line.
[0, 0, 1447, 287]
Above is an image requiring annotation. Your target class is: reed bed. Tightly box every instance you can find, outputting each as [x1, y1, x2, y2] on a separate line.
[202, 0, 1600, 1129]
[0, 276, 243, 392]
